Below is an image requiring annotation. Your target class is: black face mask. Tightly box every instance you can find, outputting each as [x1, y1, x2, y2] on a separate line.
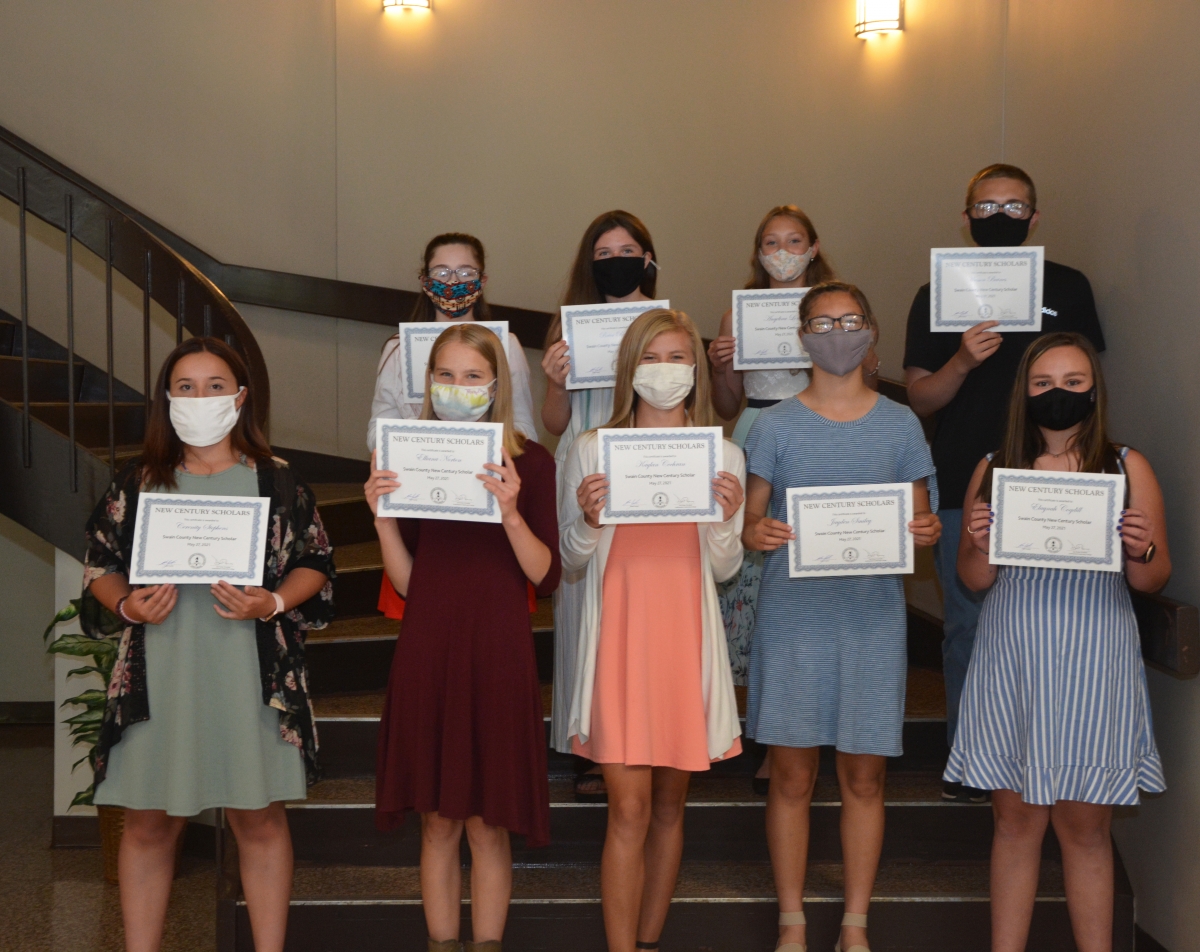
[592, 256, 647, 298]
[970, 212, 1032, 247]
[1027, 386, 1096, 431]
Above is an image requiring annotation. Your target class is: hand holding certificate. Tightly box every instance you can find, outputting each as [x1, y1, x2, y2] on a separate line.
[988, 468, 1124, 572]
[731, 288, 811, 370]
[785, 483, 916, 578]
[561, 300, 670, 390]
[129, 493, 271, 585]
[930, 246, 1044, 332]
[596, 427, 726, 524]
[374, 418, 505, 523]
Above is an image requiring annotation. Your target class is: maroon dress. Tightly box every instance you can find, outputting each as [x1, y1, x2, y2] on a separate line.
[375, 441, 561, 847]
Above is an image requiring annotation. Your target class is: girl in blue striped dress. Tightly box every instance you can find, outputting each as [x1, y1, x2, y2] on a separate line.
[948, 332, 1169, 952]
[743, 283, 942, 952]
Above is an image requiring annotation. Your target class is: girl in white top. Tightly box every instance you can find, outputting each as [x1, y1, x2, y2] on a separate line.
[541, 211, 661, 799]
[368, 232, 537, 451]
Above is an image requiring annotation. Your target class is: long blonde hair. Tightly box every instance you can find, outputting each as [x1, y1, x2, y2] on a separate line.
[601, 309, 713, 430]
[420, 323, 527, 457]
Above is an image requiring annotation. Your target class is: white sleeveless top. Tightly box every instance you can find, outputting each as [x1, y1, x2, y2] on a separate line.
[743, 367, 810, 401]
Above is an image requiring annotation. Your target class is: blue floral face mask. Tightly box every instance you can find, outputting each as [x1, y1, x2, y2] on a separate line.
[421, 275, 483, 318]
[429, 381, 495, 422]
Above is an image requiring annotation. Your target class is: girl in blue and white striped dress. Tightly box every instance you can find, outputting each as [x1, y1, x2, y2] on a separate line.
[743, 283, 942, 952]
[948, 332, 1169, 952]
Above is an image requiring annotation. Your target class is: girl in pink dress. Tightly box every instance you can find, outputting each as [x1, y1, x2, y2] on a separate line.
[560, 309, 746, 952]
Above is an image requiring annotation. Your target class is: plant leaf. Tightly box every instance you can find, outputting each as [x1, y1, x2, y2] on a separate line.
[43, 601, 82, 642]
[69, 785, 95, 808]
[65, 665, 103, 679]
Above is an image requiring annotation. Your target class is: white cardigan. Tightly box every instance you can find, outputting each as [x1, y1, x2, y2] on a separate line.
[560, 429, 746, 761]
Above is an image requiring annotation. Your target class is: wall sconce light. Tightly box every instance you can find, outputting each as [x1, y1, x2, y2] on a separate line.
[855, 0, 904, 38]
[383, 0, 431, 11]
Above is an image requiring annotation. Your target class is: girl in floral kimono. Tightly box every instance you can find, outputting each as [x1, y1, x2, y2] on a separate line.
[82, 337, 335, 952]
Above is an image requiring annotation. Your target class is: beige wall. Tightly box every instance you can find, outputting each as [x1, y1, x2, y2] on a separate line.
[0, 514, 55, 703]
[2, 2, 1200, 942]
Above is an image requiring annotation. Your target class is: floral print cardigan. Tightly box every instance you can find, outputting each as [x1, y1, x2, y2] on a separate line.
[82, 456, 336, 786]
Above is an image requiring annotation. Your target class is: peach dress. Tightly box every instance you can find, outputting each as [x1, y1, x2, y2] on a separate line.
[573, 522, 741, 770]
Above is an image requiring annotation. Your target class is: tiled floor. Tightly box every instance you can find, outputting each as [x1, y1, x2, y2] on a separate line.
[0, 726, 215, 952]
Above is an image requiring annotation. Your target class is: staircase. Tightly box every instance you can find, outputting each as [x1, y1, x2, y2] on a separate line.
[212, 474, 1138, 952]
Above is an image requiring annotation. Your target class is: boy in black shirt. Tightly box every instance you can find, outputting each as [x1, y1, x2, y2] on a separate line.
[903, 164, 1106, 801]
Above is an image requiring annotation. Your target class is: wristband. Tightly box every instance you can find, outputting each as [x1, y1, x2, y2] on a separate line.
[115, 595, 137, 626]
[259, 591, 286, 622]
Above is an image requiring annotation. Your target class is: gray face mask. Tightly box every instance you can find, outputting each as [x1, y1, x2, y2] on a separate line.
[802, 328, 872, 376]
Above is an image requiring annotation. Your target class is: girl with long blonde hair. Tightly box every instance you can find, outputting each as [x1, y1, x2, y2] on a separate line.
[560, 309, 745, 952]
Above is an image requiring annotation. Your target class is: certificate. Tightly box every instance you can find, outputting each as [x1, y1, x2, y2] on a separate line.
[731, 288, 811, 370]
[129, 493, 270, 585]
[786, 483, 914, 578]
[989, 468, 1124, 572]
[598, 426, 723, 524]
[397, 321, 508, 401]
[375, 418, 504, 523]
[561, 299, 670, 390]
[930, 246, 1044, 332]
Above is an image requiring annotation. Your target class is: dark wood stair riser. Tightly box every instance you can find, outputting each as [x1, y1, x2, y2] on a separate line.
[29, 402, 145, 447]
[330, 569, 385, 620]
[0, 357, 84, 403]
[317, 500, 377, 549]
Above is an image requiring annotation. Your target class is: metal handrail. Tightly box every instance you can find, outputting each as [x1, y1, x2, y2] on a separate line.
[0, 136, 270, 489]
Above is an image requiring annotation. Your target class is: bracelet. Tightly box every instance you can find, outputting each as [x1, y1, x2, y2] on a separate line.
[966, 524, 976, 535]
[259, 591, 286, 622]
[115, 595, 137, 626]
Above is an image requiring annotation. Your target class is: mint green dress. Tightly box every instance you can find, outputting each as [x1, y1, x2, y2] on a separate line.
[94, 464, 307, 815]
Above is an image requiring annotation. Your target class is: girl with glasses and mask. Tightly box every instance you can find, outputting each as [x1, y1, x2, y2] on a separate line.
[369, 233, 539, 620]
[368, 324, 561, 952]
[540, 210, 661, 801]
[83, 338, 336, 952]
[948, 332, 1167, 952]
[742, 283, 941, 952]
[560, 308, 744, 952]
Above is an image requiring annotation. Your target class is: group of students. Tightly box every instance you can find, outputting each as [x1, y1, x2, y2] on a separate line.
[79, 163, 1169, 952]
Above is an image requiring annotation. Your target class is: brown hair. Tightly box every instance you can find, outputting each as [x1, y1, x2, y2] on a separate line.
[601, 308, 713, 430]
[977, 332, 1118, 503]
[420, 322, 527, 458]
[799, 280, 879, 344]
[745, 205, 835, 289]
[403, 232, 493, 324]
[141, 337, 273, 490]
[966, 163, 1038, 210]
[544, 210, 658, 347]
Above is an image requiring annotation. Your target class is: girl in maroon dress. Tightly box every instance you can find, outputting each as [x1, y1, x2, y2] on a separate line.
[367, 323, 561, 952]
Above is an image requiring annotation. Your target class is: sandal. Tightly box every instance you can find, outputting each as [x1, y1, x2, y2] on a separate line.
[465, 943, 501, 952]
[833, 913, 870, 952]
[573, 771, 608, 803]
[427, 941, 462, 952]
[776, 909, 805, 951]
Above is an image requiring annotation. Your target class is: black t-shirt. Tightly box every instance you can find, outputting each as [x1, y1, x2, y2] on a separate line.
[903, 260, 1105, 510]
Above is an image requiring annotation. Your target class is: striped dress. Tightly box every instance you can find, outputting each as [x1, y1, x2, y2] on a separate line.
[945, 451, 1166, 805]
[745, 395, 937, 756]
[550, 386, 615, 753]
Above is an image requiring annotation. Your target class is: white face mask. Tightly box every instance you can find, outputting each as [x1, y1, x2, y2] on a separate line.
[168, 389, 243, 447]
[429, 381, 495, 422]
[759, 246, 815, 283]
[632, 362, 695, 411]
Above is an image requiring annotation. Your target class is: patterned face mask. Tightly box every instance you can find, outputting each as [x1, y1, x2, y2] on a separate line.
[421, 275, 484, 318]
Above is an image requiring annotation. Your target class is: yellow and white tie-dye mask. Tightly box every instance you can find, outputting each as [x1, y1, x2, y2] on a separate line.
[429, 381, 496, 423]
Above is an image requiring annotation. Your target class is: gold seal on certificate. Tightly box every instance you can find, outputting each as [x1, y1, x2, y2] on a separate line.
[731, 288, 811, 371]
[786, 483, 914, 578]
[128, 493, 271, 585]
[397, 321, 508, 401]
[561, 300, 669, 390]
[598, 426, 723, 525]
[929, 246, 1044, 332]
[989, 468, 1125, 572]
[375, 418, 504, 523]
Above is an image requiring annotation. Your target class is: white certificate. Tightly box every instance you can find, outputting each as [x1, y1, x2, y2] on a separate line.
[930, 246, 1044, 332]
[989, 468, 1124, 572]
[375, 418, 504, 523]
[128, 493, 270, 585]
[731, 288, 811, 370]
[561, 299, 670, 390]
[786, 483, 914, 578]
[397, 321, 509, 401]
[598, 426, 723, 524]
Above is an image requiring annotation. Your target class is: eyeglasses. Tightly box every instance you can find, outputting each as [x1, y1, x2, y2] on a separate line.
[803, 314, 868, 334]
[427, 266, 482, 283]
[968, 201, 1034, 220]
